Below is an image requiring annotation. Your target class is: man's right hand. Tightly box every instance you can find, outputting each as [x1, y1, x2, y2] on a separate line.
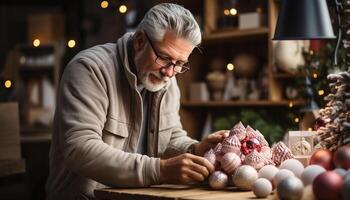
[159, 153, 215, 184]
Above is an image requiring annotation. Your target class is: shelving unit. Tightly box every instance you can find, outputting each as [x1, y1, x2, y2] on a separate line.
[176, 0, 302, 140]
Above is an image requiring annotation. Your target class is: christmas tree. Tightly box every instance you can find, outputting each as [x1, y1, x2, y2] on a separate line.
[316, 0, 350, 151]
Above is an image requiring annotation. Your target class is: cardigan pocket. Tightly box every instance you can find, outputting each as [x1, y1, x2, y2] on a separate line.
[158, 113, 177, 154]
[102, 116, 130, 150]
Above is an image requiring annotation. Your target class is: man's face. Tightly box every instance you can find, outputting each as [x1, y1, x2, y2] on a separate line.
[133, 30, 194, 92]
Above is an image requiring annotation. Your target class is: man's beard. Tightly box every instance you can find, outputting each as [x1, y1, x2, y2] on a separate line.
[139, 70, 170, 92]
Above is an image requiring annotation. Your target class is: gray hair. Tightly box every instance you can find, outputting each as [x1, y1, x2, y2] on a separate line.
[136, 3, 201, 47]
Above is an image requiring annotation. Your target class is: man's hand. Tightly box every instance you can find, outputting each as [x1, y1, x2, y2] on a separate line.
[160, 153, 215, 184]
[194, 130, 230, 156]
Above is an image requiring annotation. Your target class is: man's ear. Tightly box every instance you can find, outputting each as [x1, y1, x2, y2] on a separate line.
[133, 30, 146, 52]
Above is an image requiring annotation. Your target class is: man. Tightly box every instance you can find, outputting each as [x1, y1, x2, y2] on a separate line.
[46, 3, 228, 199]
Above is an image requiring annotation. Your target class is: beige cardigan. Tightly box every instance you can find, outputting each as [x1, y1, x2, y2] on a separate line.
[46, 33, 197, 199]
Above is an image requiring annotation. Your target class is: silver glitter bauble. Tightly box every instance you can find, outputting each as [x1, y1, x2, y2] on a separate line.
[277, 176, 304, 200]
[209, 171, 228, 189]
[232, 165, 258, 190]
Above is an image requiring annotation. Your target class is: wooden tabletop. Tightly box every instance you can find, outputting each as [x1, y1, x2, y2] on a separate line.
[94, 184, 275, 200]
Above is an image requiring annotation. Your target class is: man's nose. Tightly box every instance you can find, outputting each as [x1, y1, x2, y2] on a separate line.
[160, 65, 175, 77]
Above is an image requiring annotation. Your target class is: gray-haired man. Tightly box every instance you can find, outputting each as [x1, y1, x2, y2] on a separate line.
[46, 3, 228, 199]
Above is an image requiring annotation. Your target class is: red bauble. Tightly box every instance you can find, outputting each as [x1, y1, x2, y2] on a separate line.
[241, 137, 262, 155]
[314, 118, 326, 131]
[313, 171, 343, 200]
[333, 145, 350, 170]
[309, 149, 334, 170]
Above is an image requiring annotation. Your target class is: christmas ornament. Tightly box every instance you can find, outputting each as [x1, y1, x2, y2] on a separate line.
[333, 168, 347, 177]
[300, 165, 326, 186]
[243, 150, 266, 170]
[232, 165, 258, 190]
[333, 145, 350, 169]
[279, 159, 304, 178]
[314, 117, 326, 131]
[258, 165, 279, 183]
[241, 136, 262, 155]
[252, 178, 272, 198]
[204, 149, 216, 166]
[343, 178, 350, 200]
[229, 121, 246, 141]
[209, 171, 228, 190]
[260, 146, 272, 159]
[245, 126, 269, 147]
[273, 169, 295, 187]
[255, 129, 269, 147]
[277, 176, 304, 200]
[271, 142, 294, 166]
[221, 135, 241, 155]
[219, 152, 241, 175]
[313, 171, 343, 200]
[309, 149, 334, 170]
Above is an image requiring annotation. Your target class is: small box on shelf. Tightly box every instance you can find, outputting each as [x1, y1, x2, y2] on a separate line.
[239, 12, 266, 29]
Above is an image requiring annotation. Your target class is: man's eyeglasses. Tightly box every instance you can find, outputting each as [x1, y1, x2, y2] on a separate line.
[144, 32, 190, 74]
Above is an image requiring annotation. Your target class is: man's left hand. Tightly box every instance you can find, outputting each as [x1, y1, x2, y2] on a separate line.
[193, 130, 230, 156]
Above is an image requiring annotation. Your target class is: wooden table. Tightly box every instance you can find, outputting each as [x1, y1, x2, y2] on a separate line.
[94, 184, 274, 200]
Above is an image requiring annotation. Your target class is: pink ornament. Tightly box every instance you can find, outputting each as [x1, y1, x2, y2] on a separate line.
[313, 171, 343, 200]
[221, 135, 241, 155]
[241, 136, 262, 155]
[260, 146, 272, 159]
[255, 129, 269, 147]
[271, 142, 294, 166]
[243, 150, 266, 170]
[220, 152, 241, 174]
[209, 171, 228, 189]
[230, 121, 246, 141]
[204, 149, 216, 166]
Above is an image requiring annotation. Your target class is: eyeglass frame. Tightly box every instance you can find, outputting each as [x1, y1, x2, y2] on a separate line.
[144, 32, 190, 74]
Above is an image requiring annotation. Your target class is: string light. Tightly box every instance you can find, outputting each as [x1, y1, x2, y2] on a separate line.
[224, 9, 230, 16]
[33, 39, 40, 47]
[318, 90, 325, 96]
[288, 101, 293, 108]
[309, 50, 314, 55]
[4, 80, 12, 88]
[68, 40, 76, 48]
[312, 73, 318, 79]
[227, 63, 234, 71]
[294, 117, 299, 123]
[308, 127, 313, 131]
[230, 8, 237, 15]
[119, 5, 127, 13]
[101, 1, 108, 9]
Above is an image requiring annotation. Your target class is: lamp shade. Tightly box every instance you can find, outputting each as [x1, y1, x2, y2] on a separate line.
[273, 0, 336, 40]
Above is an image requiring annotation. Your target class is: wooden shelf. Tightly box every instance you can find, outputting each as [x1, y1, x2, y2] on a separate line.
[181, 100, 304, 107]
[272, 73, 305, 79]
[203, 27, 269, 43]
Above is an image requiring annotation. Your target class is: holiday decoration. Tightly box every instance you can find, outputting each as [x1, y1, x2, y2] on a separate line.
[241, 137, 262, 155]
[232, 165, 258, 190]
[279, 159, 305, 178]
[219, 152, 241, 175]
[209, 171, 228, 190]
[242, 150, 267, 170]
[309, 149, 334, 170]
[252, 178, 272, 198]
[300, 165, 326, 186]
[221, 135, 241, 155]
[273, 169, 295, 187]
[316, 71, 350, 151]
[313, 171, 343, 200]
[258, 165, 279, 183]
[204, 149, 217, 166]
[333, 168, 347, 177]
[277, 176, 304, 200]
[333, 145, 350, 169]
[271, 142, 294, 166]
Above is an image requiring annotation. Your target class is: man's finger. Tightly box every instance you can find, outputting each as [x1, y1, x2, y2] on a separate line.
[189, 154, 215, 173]
[206, 130, 229, 142]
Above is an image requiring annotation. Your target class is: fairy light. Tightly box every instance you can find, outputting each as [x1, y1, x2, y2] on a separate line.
[224, 9, 230, 16]
[67, 40, 76, 48]
[288, 101, 294, 108]
[312, 73, 318, 79]
[308, 127, 313, 131]
[227, 63, 234, 71]
[119, 5, 127, 13]
[33, 39, 40, 47]
[230, 8, 237, 15]
[4, 80, 12, 88]
[294, 117, 299, 123]
[101, 1, 108, 8]
[318, 90, 325, 96]
[310, 50, 314, 55]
